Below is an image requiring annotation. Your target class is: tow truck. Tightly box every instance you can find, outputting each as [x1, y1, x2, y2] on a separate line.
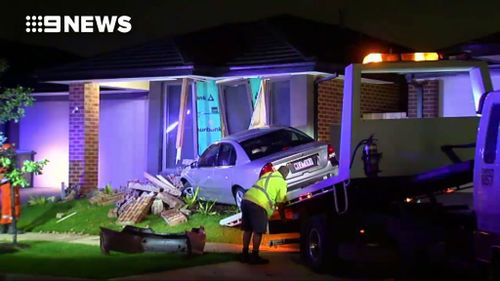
[246, 53, 498, 277]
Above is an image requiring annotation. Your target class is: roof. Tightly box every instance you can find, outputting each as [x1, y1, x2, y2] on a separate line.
[38, 38, 194, 81]
[0, 39, 79, 91]
[38, 15, 411, 81]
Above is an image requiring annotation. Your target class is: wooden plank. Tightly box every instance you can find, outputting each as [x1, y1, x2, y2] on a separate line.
[175, 78, 189, 163]
[144, 172, 181, 196]
[157, 175, 174, 187]
[128, 181, 160, 193]
[217, 83, 229, 137]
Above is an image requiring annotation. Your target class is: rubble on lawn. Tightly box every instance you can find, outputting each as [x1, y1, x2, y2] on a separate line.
[89, 191, 125, 206]
[105, 171, 189, 227]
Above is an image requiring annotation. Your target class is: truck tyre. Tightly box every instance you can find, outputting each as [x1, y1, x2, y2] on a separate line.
[301, 215, 335, 272]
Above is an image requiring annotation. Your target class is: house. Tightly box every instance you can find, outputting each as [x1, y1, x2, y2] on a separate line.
[19, 15, 419, 192]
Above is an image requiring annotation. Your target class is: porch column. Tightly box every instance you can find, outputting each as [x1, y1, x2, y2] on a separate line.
[69, 82, 100, 195]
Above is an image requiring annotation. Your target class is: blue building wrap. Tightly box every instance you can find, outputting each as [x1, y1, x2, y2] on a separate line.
[196, 81, 222, 155]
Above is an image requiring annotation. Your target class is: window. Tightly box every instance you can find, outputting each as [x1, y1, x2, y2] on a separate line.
[222, 83, 253, 135]
[163, 83, 196, 170]
[269, 80, 291, 126]
[217, 143, 236, 166]
[198, 144, 220, 167]
[484, 104, 500, 164]
[240, 128, 313, 160]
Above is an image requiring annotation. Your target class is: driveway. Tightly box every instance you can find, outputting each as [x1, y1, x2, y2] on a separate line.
[116, 252, 392, 281]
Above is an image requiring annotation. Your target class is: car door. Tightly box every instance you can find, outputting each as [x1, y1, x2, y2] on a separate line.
[211, 142, 238, 204]
[193, 143, 220, 200]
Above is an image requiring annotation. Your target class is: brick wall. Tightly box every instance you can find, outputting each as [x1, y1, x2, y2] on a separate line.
[69, 83, 99, 195]
[317, 78, 403, 142]
[408, 80, 439, 118]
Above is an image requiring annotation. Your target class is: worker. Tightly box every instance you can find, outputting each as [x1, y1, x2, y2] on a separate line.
[0, 143, 21, 234]
[240, 165, 289, 264]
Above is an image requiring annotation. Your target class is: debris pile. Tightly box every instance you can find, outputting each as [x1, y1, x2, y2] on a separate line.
[108, 172, 188, 226]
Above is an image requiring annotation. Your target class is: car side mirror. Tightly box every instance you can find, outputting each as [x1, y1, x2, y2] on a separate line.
[190, 161, 198, 168]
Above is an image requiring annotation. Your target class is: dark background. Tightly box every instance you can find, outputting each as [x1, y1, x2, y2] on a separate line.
[0, 0, 499, 57]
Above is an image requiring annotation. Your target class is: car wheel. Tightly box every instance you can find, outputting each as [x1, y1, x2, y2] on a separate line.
[302, 215, 335, 272]
[233, 187, 245, 210]
[181, 181, 194, 197]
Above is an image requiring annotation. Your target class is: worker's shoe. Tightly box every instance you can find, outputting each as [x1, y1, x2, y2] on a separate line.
[239, 250, 250, 263]
[248, 252, 269, 265]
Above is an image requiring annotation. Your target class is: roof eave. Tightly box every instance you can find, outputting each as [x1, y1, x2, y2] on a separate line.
[37, 65, 196, 83]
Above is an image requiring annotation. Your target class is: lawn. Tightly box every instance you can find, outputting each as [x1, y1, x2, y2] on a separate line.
[17, 199, 242, 244]
[0, 240, 237, 279]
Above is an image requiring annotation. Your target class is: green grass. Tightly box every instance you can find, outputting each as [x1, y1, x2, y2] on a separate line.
[0, 241, 237, 279]
[17, 200, 242, 244]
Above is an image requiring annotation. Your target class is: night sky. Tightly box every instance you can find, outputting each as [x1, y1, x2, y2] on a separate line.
[1, 0, 499, 57]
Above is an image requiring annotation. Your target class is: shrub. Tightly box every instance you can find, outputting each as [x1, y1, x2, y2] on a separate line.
[27, 196, 56, 206]
[197, 199, 217, 216]
[183, 187, 199, 210]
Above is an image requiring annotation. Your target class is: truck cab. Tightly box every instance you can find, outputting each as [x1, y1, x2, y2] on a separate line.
[474, 90, 500, 269]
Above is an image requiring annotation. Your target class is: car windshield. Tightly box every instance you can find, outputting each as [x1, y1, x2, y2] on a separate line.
[240, 128, 314, 160]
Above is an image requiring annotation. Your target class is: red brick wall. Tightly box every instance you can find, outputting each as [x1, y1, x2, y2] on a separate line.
[69, 83, 99, 195]
[408, 80, 440, 118]
[317, 79, 403, 142]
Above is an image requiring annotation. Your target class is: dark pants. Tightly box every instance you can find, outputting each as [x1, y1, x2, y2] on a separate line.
[241, 200, 268, 234]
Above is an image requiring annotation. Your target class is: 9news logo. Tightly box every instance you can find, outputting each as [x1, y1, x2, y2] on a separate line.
[25, 15, 132, 33]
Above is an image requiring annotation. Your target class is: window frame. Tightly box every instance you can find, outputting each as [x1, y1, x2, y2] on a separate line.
[162, 81, 198, 171]
[266, 77, 292, 127]
[218, 80, 254, 136]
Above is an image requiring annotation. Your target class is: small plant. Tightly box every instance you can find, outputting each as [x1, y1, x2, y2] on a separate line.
[183, 186, 199, 210]
[27, 196, 56, 206]
[101, 183, 114, 195]
[197, 198, 217, 216]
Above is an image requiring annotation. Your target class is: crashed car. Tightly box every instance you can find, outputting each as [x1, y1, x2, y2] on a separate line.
[181, 126, 338, 208]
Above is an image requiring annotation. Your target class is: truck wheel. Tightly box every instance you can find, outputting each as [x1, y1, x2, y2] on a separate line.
[302, 215, 335, 272]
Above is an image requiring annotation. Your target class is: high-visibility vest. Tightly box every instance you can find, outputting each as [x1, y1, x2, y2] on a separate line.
[244, 171, 287, 217]
[0, 182, 21, 224]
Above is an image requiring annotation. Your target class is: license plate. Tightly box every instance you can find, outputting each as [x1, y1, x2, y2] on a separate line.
[291, 156, 317, 172]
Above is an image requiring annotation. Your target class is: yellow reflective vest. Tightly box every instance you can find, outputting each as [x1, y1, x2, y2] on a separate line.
[243, 171, 288, 217]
